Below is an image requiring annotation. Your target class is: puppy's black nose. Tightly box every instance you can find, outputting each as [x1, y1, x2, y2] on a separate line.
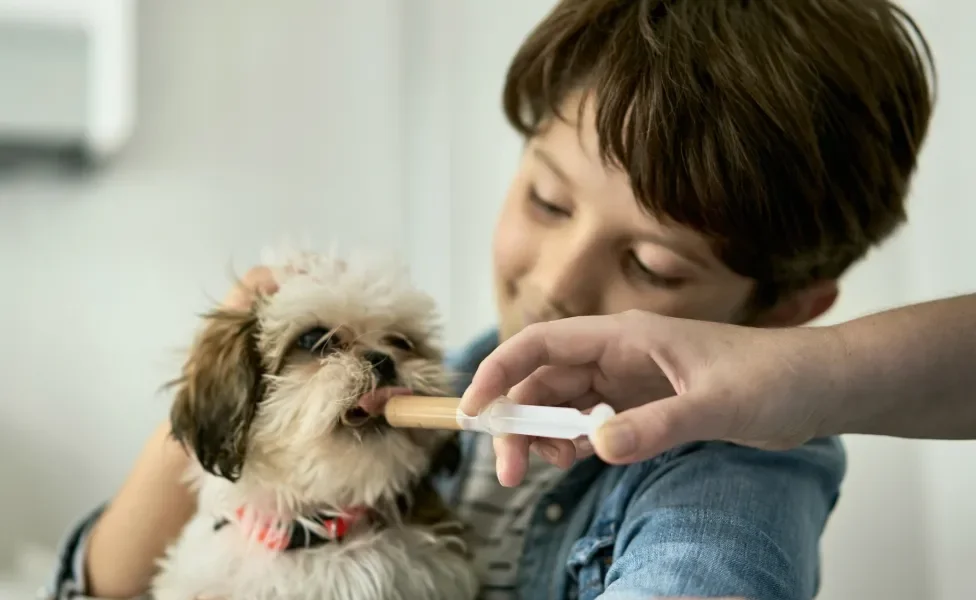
[364, 350, 397, 386]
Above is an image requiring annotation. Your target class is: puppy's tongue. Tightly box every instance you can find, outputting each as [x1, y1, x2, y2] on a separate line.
[357, 387, 414, 415]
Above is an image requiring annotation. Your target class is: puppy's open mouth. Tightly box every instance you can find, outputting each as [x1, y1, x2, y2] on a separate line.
[340, 407, 378, 428]
[340, 386, 415, 431]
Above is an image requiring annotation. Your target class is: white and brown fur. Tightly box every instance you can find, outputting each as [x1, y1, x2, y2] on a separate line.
[150, 250, 478, 600]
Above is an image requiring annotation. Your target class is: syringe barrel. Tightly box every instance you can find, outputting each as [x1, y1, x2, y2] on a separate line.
[480, 402, 588, 439]
[384, 395, 613, 440]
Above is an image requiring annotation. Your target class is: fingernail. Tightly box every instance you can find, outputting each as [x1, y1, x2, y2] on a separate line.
[596, 420, 636, 459]
[459, 386, 475, 416]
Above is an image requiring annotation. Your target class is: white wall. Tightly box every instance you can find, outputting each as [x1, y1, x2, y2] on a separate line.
[814, 2, 976, 598]
[0, 0, 413, 563]
[895, 3, 976, 598]
[2, 0, 975, 598]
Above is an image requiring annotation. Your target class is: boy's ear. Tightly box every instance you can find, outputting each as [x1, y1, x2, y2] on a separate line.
[751, 280, 838, 327]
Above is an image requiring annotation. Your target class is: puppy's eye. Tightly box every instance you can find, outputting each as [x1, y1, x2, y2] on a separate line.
[385, 334, 414, 352]
[296, 327, 337, 353]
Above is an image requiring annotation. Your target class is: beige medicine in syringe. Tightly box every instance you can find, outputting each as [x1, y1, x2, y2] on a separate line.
[384, 396, 464, 430]
[384, 395, 616, 439]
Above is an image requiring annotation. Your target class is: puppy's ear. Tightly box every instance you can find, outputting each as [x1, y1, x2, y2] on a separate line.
[167, 308, 264, 482]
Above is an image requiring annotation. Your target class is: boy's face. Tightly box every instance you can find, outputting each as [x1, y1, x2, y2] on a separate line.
[492, 97, 834, 342]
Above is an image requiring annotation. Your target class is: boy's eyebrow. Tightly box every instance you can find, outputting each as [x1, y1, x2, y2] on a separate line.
[532, 147, 572, 186]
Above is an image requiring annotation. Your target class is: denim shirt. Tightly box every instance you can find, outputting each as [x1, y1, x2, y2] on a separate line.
[46, 327, 846, 600]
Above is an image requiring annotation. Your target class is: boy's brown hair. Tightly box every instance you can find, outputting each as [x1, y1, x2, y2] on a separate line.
[503, 0, 935, 307]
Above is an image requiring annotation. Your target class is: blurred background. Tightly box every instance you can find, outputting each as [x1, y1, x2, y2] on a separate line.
[0, 0, 972, 598]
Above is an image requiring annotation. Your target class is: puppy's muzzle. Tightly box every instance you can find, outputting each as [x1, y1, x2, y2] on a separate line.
[340, 351, 400, 428]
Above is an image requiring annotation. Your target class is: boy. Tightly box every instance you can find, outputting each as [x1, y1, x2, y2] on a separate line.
[48, 1, 933, 599]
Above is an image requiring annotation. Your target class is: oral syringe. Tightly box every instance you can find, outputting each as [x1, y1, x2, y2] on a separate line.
[384, 395, 616, 440]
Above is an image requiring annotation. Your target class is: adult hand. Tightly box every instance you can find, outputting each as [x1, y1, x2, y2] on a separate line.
[460, 309, 842, 486]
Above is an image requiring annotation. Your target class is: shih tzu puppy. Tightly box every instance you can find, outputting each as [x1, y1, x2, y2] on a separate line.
[150, 250, 478, 600]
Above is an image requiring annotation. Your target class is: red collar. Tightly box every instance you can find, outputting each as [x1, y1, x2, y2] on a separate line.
[214, 505, 371, 552]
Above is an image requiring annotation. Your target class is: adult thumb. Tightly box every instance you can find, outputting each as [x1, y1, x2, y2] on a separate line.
[590, 391, 725, 464]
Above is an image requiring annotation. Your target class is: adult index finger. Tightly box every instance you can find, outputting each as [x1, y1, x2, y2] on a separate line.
[459, 314, 621, 415]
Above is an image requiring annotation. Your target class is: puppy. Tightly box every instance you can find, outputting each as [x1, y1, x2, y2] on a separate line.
[150, 250, 478, 600]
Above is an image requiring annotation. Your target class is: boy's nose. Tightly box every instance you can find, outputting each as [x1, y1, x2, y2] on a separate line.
[534, 254, 600, 316]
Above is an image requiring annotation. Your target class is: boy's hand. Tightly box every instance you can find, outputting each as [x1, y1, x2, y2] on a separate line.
[222, 266, 279, 310]
[85, 265, 281, 599]
[460, 310, 839, 486]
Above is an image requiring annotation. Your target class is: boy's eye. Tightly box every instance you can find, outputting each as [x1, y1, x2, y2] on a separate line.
[528, 187, 569, 217]
[628, 253, 685, 289]
[385, 334, 414, 352]
[295, 326, 338, 353]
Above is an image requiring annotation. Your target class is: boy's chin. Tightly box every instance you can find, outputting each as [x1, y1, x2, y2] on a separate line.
[493, 290, 519, 342]
[498, 320, 519, 343]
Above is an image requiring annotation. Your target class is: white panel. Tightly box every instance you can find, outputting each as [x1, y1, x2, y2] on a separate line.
[0, 0, 137, 157]
[86, 0, 137, 157]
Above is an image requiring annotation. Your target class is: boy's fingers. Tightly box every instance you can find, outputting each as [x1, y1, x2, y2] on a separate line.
[223, 266, 279, 311]
[461, 316, 619, 415]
